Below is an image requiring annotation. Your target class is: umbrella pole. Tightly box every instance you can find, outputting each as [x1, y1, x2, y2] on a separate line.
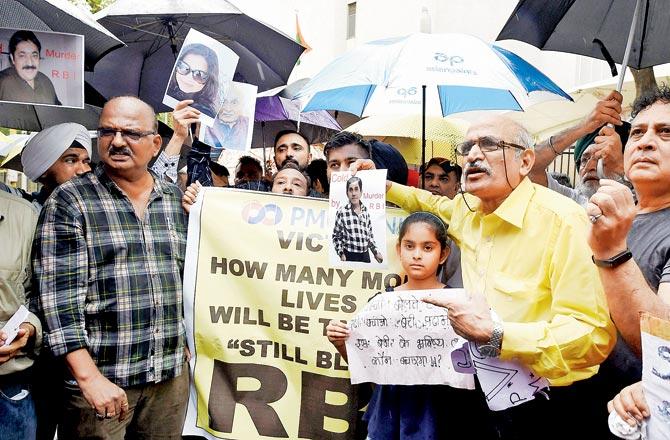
[261, 121, 267, 174]
[421, 85, 426, 189]
[616, 0, 643, 92]
[167, 20, 179, 59]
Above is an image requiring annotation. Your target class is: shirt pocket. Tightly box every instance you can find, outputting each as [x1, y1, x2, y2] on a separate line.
[492, 273, 547, 319]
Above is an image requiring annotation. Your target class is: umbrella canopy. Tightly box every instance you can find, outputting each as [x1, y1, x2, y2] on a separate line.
[295, 33, 571, 118]
[0, 0, 124, 70]
[0, 81, 107, 132]
[497, 0, 670, 71]
[295, 32, 570, 175]
[0, 0, 122, 131]
[89, 0, 305, 113]
[0, 133, 34, 171]
[254, 95, 340, 145]
[346, 115, 466, 165]
[507, 67, 670, 139]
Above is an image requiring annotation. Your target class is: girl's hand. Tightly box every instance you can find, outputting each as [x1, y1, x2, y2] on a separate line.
[326, 320, 350, 347]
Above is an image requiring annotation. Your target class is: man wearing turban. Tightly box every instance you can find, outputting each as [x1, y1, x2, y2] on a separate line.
[0, 122, 91, 210]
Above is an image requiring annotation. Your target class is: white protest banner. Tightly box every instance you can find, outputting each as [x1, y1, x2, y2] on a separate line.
[345, 289, 473, 388]
[641, 313, 670, 440]
[328, 169, 388, 269]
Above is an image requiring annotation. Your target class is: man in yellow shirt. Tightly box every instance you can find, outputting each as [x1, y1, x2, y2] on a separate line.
[353, 115, 615, 439]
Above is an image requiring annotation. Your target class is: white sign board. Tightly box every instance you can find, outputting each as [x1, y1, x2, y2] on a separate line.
[345, 289, 474, 388]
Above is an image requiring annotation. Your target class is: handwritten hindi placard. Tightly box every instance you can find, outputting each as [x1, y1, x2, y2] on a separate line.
[641, 313, 670, 440]
[345, 289, 474, 388]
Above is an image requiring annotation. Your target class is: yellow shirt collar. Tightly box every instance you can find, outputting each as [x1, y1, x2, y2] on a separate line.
[488, 176, 533, 229]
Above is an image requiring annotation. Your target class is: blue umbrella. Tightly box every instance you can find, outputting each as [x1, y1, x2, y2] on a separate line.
[295, 33, 572, 173]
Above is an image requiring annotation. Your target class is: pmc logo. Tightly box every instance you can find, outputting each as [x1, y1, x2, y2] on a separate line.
[241, 202, 283, 225]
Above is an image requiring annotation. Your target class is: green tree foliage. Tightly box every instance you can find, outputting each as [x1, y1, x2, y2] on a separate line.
[68, 0, 113, 13]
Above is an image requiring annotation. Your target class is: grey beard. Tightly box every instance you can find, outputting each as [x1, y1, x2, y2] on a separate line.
[576, 173, 630, 203]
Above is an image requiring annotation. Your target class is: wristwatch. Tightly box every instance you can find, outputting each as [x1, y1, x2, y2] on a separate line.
[592, 249, 633, 268]
[476, 321, 504, 358]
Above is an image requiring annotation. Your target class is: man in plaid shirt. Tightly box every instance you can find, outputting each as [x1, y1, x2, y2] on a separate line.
[332, 175, 383, 263]
[32, 96, 189, 439]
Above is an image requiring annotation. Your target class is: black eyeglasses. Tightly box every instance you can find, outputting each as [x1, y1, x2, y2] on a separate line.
[97, 128, 156, 142]
[455, 136, 527, 156]
[176, 60, 209, 84]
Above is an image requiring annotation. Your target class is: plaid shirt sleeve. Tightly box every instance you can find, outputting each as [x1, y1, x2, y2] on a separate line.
[32, 188, 89, 356]
[150, 151, 180, 183]
[332, 208, 345, 256]
[364, 209, 378, 254]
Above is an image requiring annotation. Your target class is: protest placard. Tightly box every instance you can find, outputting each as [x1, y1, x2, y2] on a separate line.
[0, 28, 84, 108]
[163, 28, 238, 126]
[345, 289, 473, 388]
[199, 81, 257, 157]
[329, 170, 387, 269]
[641, 313, 670, 440]
[182, 188, 407, 439]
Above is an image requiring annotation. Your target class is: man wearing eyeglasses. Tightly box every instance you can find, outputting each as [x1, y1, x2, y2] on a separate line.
[352, 115, 615, 439]
[201, 85, 249, 159]
[32, 96, 189, 439]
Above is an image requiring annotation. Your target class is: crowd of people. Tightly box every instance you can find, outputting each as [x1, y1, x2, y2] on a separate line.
[1, 81, 669, 439]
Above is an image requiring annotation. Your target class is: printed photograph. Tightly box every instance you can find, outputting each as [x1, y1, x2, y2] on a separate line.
[0, 28, 84, 108]
[163, 28, 239, 126]
[199, 81, 257, 160]
[328, 169, 388, 268]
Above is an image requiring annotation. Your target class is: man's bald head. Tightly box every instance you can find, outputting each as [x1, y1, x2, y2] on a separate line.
[103, 96, 158, 132]
[467, 116, 534, 153]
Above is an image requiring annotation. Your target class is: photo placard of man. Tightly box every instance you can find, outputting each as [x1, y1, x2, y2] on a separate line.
[200, 81, 257, 160]
[0, 30, 61, 106]
[331, 174, 385, 265]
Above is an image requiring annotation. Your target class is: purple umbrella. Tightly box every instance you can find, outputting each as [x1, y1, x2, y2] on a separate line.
[253, 95, 341, 168]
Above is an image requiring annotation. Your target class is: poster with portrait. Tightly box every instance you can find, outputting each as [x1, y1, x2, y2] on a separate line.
[0, 28, 84, 108]
[328, 170, 388, 269]
[163, 28, 239, 127]
[199, 81, 257, 160]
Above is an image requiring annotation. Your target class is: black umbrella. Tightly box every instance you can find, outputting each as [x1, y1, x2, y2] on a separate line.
[497, 0, 667, 71]
[88, 0, 305, 113]
[0, 0, 124, 131]
[498, 0, 654, 182]
[0, 81, 107, 132]
[0, 0, 124, 71]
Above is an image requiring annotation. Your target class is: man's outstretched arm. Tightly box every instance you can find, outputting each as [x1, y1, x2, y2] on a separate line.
[530, 90, 623, 186]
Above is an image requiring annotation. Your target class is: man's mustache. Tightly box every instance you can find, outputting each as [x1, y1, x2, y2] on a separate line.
[22, 66, 37, 70]
[108, 146, 132, 156]
[464, 160, 492, 176]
